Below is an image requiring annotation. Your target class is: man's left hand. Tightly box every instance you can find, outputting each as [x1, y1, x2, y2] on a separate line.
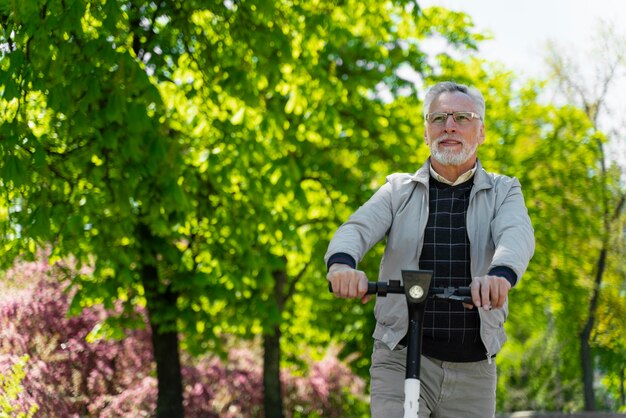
[466, 275, 511, 311]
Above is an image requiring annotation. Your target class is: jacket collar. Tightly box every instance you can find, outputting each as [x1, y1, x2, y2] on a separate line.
[409, 159, 432, 185]
[472, 160, 493, 194]
[409, 158, 493, 193]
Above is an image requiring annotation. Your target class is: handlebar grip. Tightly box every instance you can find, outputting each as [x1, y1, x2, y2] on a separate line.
[367, 282, 378, 295]
[457, 286, 471, 296]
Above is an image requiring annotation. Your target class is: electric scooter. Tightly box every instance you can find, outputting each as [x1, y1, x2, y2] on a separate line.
[329, 269, 473, 418]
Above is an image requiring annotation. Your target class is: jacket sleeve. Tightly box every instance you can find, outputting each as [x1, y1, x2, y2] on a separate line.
[489, 177, 535, 285]
[324, 179, 396, 269]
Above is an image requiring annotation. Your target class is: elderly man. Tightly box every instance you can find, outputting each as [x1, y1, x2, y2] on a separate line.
[325, 81, 534, 417]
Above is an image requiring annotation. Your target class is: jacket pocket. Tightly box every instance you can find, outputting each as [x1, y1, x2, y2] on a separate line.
[479, 306, 508, 355]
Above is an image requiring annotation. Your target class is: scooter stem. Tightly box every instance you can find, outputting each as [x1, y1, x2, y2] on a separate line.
[401, 270, 432, 417]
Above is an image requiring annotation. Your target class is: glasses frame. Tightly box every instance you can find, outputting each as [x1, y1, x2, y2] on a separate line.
[424, 111, 482, 125]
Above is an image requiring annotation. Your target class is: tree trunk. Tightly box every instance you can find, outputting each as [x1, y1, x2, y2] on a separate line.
[264, 327, 284, 418]
[555, 366, 564, 411]
[619, 366, 626, 406]
[142, 262, 185, 418]
[263, 269, 287, 418]
[151, 326, 185, 417]
[580, 326, 595, 411]
[580, 247, 607, 411]
[139, 225, 184, 418]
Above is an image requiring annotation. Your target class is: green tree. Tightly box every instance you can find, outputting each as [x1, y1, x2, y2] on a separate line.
[0, 1, 487, 416]
[1, 1, 192, 415]
[430, 52, 625, 412]
[545, 25, 626, 411]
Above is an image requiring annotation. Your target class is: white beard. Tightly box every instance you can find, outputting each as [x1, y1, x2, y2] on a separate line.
[429, 136, 478, 166]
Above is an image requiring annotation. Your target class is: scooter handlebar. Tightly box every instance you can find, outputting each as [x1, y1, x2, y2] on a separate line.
[328, 281, 474, 304]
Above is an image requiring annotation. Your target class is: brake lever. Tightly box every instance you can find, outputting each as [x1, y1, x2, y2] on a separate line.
[431, 287, 474, 305]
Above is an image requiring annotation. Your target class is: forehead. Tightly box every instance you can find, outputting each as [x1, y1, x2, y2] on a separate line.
[429, 91, 476, 112]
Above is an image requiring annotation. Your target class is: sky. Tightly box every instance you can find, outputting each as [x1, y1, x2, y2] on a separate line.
[419, 0, 626, 78]
[418, 0, 626, 166]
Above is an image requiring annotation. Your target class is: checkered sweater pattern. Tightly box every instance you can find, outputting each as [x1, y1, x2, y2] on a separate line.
[419, 177, 487, 362]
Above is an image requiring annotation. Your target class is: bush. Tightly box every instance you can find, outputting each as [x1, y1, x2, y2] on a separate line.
[0, 355, 39, 417]
[0, 259, 368, 417]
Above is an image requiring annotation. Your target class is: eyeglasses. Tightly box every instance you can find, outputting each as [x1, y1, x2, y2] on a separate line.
[425, 112, 482, 125]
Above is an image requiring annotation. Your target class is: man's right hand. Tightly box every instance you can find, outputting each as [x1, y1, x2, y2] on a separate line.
[327, 263, 372, 304]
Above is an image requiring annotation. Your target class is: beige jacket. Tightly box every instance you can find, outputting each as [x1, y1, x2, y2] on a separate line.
[325, 159, 535, 358]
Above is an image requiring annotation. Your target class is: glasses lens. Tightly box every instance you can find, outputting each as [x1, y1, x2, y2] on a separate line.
[428, 113, 447, 124]
[453, 112, 473, 123]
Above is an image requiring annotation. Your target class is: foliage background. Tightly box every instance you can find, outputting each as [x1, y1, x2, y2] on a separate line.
[0, 0, 624, 415]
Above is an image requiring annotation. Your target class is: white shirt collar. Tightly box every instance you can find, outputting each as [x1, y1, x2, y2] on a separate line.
[429, 164, 477, 186]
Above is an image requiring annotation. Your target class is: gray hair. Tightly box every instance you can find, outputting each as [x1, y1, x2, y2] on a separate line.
[423, 81, 485, 120]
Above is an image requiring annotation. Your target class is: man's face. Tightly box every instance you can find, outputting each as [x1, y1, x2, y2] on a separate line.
[424, 91, 485, 167]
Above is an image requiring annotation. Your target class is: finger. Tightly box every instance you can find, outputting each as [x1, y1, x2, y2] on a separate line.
[493, 278, 510, 309]
[491, 285, 502, 309]
[357, 275, 373, 303]
[471, 279, 482, 308]
[494, 281, 506, 308]
[357, 276, 368, 297]
[350, 274, 362, 298]
[487, 277, 501, 309]
[487, 279, 498, 308]
[336, 274, 349, 297]
[462, 302, 474, 310]
[333, 276, 345, 297]
[343, 274, 355, 297]
[481, 278, 490, 311]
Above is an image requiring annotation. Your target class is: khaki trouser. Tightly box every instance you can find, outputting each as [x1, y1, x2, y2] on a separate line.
[370, 340, 497, 418]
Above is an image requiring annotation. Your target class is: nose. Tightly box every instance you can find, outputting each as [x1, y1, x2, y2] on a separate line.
[443, 114, 457, 132]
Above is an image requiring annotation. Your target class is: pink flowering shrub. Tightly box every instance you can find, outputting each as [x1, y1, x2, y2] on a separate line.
[0, 259, 368, 417]
[0, 259, 154, 417]
[282, 353, 368, 418]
